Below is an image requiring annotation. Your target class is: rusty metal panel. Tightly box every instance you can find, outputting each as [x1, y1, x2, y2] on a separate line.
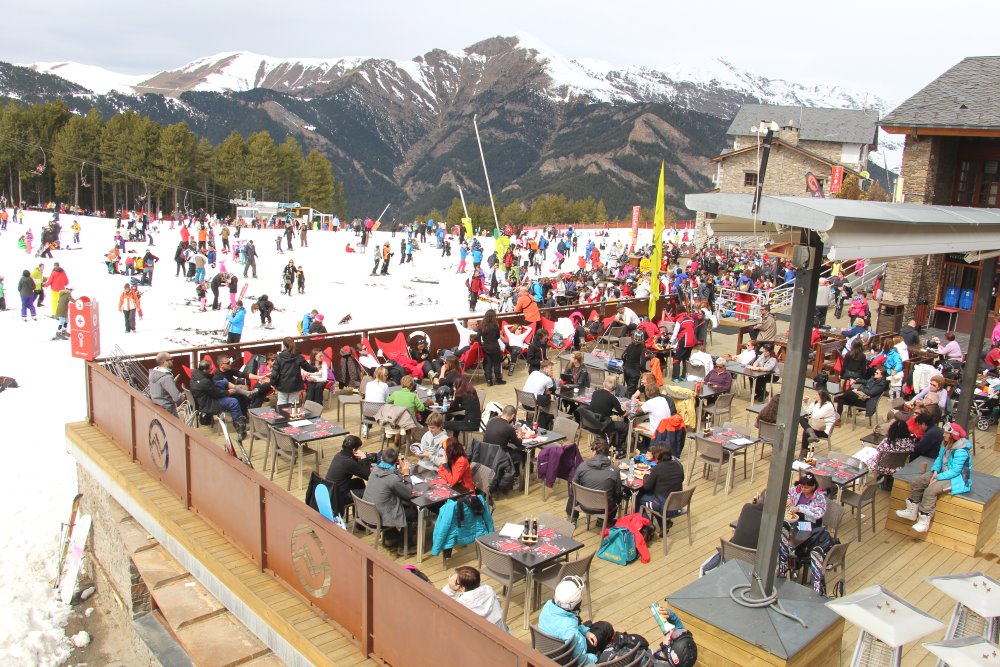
[188, 444, 263, 565]
[133, 401, 188, 503]
[370, 562, 554, 667]
[262, 489, 365, 642]
[89, 365, 134, 455]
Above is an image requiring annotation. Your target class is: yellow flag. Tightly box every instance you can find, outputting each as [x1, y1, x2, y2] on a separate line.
[462, 216, 474, 239]
[649, 162, 665, 320]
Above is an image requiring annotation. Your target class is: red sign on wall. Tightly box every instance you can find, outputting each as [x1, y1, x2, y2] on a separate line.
[69, 296, 101, 360]
[830, 166, 844, 194]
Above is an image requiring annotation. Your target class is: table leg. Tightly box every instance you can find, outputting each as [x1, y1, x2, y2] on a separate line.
[298, 443, 303, 490]
[725, 456, 735, 494]
[416, 507, 426, 564]
[524, 448, 534, 496]
[750, 443, 758, 485]
[523, 568, 534, 631]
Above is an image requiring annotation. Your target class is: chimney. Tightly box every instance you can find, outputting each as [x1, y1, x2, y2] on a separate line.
[779, 118, 799, 146]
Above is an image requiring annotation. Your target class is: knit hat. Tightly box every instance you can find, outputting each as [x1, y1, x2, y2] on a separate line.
[553, 576, 585, 610]
[944, 422, 967, 439]
[854, 317, 865, 326]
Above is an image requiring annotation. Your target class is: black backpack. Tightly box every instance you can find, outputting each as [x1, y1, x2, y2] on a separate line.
[599, 633, 651, 665]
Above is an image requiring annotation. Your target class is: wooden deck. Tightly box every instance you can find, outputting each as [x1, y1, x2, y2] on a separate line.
[78, 314, 1000, 666]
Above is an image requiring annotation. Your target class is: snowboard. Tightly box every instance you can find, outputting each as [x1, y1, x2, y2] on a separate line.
[58, 513, 92, 604]
[53, 493, 83, 587]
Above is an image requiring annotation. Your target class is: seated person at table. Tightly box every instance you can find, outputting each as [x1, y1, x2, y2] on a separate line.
[900, 319, 921, 348]
[786, 472, 827, 525]
[704, 357, 733, 394]
[563, 350, 591, 390]
[747, 344, 778, 403]
[190, 358, 245, 435]
[432, 355, 461, 392]
[443, 377, 481, 436]
[363, 445, 417, 554]
[756, 394, 780, 426]
[614, 303, 640, 334]
[523, 360, 557, 430]
[749, 305, 777, 342]
[835, 366, 888, 417]
[364, 365, 391, 403]
[566, 440, 623, 524]
[538, 576, 615, 665]
[887, 375, 946, 422]
[213, 354, 267, 409]
[910, 413, 944, 460]
[840, 340, 869, 384]
[590, 376, 629, 449]
[939, 331, 964, 362]
[636, 444, 685, 518]
[800, 389, 836, 454]
[725, 340, 757, 366]
[441, 566, 509, 632]
[525, 329, 549, 374]
[731, 500, 765, 548]
[325, 435, 376, 514]
[387, 374, 427, 420]
[638, 385, 676, 434]
[438, 437, 475, 491]
[631, 371, 658, 402]
[686, 344, 715, 379]
[896, 422, 972, 533]
[853, 419, 915, 480]
[415, 412, 447, 471]
[483, 405, 524, 468]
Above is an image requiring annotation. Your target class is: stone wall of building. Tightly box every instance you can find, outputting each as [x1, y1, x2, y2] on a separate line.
[882, 253, 943, 323]
[716, 142, 845, 198]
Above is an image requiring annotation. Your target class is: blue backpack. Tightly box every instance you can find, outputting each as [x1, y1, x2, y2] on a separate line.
[597, 526, 637, 566]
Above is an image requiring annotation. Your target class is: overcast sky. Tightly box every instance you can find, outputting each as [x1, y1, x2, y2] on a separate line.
[5, 0, 996, 102]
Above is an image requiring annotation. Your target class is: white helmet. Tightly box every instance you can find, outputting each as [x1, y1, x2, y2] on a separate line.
[553, 576, 585, 610]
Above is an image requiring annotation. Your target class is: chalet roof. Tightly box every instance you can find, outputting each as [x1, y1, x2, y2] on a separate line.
[727, 105, 879, 145]
[882, 56, 1000, 131]
[712, 140, 861, 177]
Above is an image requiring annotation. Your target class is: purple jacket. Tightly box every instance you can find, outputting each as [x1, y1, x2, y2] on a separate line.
[537, 443, 583, 489]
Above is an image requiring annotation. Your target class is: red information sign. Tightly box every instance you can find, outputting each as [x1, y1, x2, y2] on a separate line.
[830, 165, 844, 194]
[69, 296, 101, 360]
[630, 205, 640, 252]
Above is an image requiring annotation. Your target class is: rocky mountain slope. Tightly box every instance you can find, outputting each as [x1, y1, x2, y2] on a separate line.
[11, 34, 897, 218]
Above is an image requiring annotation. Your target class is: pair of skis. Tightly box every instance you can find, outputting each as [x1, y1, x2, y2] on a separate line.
[54, 494, 92, 604]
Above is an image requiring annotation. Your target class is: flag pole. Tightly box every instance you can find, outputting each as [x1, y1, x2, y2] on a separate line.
[458, 185, 469, 218]
[473, 114, 501, 234]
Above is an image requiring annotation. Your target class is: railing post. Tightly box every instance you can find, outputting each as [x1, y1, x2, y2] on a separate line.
[129, 395, 137, 461]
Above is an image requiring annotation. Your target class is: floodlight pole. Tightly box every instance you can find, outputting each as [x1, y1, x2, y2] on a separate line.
[751, 228, 823, 599]
[473, 114, 501, 234]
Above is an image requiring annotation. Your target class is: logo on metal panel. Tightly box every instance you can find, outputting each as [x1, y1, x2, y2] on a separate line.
[148, 419, 169, 472]
[291, 524, 331, 598]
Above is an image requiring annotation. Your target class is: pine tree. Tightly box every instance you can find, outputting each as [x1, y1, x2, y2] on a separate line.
[836, 174, 863, 200]
[245, 131, 279, 200]
[155, 122, 197, 213]
[300, 149, 334, 211]
[332, 179, 347, 218]
[275, 136, 305, 203]
[193, 138, 214, 211]
[213, 132, 248, 200]
[99, 110, 139, 211]
[445, 197, 465, 227]
[863, 180, 891, 202]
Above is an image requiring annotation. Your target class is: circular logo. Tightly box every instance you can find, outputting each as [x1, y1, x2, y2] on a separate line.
[291, 524, 331, 598]
[74, 314, 86, 329]
[148, 419, 169, 473]
[74, 299, 85, 309]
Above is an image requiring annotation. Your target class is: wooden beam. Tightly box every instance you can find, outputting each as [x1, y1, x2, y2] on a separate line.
[881, 125, 1000, 138]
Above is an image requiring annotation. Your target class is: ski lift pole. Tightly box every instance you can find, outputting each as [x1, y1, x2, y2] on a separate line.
[458, 185, 469, 218]
[375, 203, 391, 223]
[473, 115, 501, 235]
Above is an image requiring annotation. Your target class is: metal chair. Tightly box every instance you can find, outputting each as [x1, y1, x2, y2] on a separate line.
[691, 436, 733, 495]
[530, 624, 567, 653]
[640, 488, 695, 555]
[470, 462, 496, 510]
[532, 551, 596, 618]
[702, 392, 734, 427]
[757, 419, 779, 461]
[720, 537, 757, 564]
[816, 415, 839, 454]
[476, 540, 527, 625]
[303, 399, 325, 417]
[577, 407, 610, 448]
[768, 361, 785, 400]
[538, 512, 576, 539]
[824, 499, 847, 539]
[360, 400, 385, 440]
[547, 641, 584, 667]
[515, 388, 541, 425]
[821, 541, 851, 597]
[847, 394, 883, 430]
[270, 430, 319, 491]
[552, 414, 579, 445]
[570, 482, 612, 531]
[594, 645, 642, 667]
[839, 481, 879, 542]
[248, 413, 273, 469]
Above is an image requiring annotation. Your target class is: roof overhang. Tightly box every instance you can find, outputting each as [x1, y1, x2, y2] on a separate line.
[880, 125, 1000, 138]
[686, 193, 1000, 260]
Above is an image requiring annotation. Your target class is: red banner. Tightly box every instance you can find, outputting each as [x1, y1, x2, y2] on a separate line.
[70, 296, 101, 360]
[630, 206, 640, 253]
[830, 165, 844, 194]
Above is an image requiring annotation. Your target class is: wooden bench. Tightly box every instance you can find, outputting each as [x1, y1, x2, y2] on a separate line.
[886, 457, 1000, 556]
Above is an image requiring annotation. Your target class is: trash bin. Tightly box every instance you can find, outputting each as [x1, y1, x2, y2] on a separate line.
[876, 300, 905, 335]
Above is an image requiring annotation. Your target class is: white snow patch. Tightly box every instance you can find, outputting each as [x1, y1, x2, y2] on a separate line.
[20, 61, 150, 94]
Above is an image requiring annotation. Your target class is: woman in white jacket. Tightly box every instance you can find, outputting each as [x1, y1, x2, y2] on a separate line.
[799, 389, 836, 455]
[303, 350, 328, 405]
[441, 566, 509, 632]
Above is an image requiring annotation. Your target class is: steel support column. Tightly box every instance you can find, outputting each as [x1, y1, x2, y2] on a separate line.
[955, 257, 997, 432]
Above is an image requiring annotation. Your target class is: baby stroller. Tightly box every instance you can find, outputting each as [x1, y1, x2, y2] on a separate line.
[971, 388, 1000, 431]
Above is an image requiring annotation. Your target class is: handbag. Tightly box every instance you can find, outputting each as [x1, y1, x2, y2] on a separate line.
[597, 526, 637, 566]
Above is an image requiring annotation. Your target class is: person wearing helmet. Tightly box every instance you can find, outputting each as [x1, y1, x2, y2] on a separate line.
[538, 576, 614, 664]
[621, 330, 646, 396]
[895, 421, 973, 533]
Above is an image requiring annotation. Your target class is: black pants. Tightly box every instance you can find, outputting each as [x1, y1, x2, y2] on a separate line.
[753, 374, 772, 401]
[226, 331, 241, 343]
[123, 309, 136, 332]
[836, 392, 869, 415]
[624, 370, 640, 397]
[306, 381, 325, 404]
[372, 257, 380, 275]
[798, 416, 827, 451]
[468, 291, 477, 311]
[483, 350, 503, 383]
[176, 259, 185, 276]
[815, 306, 828, 327]
[211, 286, 220, 309]
[34, 289, 44, 307]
